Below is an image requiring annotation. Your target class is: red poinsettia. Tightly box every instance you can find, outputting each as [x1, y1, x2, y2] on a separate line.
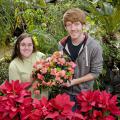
[1, 80, 120, 120]
[0, 80, 83, 120]
[0, 80, 33, 120]
[26, 93, 83, 120]
[27, 97, 50, 120]
[76, 90, 120, 120]
[47, 93, 75, 119]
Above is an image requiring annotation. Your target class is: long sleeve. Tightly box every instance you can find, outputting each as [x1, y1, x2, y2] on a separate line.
[9, 62, 21, 81]
[36, 52, 45, 58]
[90, 43, 103, 78]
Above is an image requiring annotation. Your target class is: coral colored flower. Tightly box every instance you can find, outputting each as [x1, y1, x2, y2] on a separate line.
[70, 62, 76, 68]
[52, 51, 62, 58]
[58, 58, 66, 65]
[55, 76, 61, 81]
[37, 73, 44, 81]
[40, 68, 47, 74]
[32, 81, 38, 89]
[59, 70, 66, 77]
[32, 51, 76, 96]
[50, 68, 57, 75]
[34, 90, 40, 95]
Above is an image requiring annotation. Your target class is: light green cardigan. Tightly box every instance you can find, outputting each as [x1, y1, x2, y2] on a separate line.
[9, 51, 45, 83]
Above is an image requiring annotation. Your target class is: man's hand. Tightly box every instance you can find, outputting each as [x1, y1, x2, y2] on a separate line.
[62, 80, 73, 87]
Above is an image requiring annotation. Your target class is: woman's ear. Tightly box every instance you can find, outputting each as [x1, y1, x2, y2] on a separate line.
[17, 44, 19, 49]
[65, 26, 67, 30]
[64, 26, 68, 31]
[16, 43, 20, 51]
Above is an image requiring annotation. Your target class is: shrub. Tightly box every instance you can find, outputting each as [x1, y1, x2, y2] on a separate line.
[0, 56, 11, 85]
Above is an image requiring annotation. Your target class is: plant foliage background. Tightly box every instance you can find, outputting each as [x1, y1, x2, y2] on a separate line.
[0, 0, 120, 96]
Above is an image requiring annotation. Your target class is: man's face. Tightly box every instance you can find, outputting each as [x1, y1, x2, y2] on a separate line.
[65, 21, 83, 40]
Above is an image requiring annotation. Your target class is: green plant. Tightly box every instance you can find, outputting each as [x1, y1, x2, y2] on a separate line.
[0, 0, 15, 47]
[0, 56, 11, 85]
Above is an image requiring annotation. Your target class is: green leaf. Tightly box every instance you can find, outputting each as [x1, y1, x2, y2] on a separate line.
[56, 67, 61, 71]
[38, 0, 46, 7]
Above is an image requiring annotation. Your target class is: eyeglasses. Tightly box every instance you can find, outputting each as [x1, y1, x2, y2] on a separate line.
[66, 22, 81, 28]
[20, 43, 33, 48]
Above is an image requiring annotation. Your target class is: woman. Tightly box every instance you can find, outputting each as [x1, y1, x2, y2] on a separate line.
[9, 33, 45, 83]
[9, 33, 48, 99]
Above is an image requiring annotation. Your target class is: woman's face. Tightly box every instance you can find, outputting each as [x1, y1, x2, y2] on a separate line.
[20, 37, 33, 58]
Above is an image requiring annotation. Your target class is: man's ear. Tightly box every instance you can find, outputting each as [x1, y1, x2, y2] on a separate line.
[82, 24, 87, 32]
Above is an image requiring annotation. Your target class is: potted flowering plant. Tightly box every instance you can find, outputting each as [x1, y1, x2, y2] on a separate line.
[32, 51, 76, 98]
[76, 90, 120, 120]
[0, 80, 33, 120]
[0, 80, 120, 120]
[27, 94, 81, 120]
[0, 80, 83, 120]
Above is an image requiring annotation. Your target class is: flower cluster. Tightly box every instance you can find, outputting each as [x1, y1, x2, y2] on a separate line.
[0, 80, 82, 120]
[0, 80, 32, 120]
[32, 51, 76, 94]
[76, 90, 120, 120]
[27, 94, 80, 120]
[0, 81, 120, 120]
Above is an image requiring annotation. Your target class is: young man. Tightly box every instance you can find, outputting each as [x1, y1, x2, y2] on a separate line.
[59, 8, 103, 111]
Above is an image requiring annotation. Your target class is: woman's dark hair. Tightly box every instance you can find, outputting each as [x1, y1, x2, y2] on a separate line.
[11, 33, 36, 60]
